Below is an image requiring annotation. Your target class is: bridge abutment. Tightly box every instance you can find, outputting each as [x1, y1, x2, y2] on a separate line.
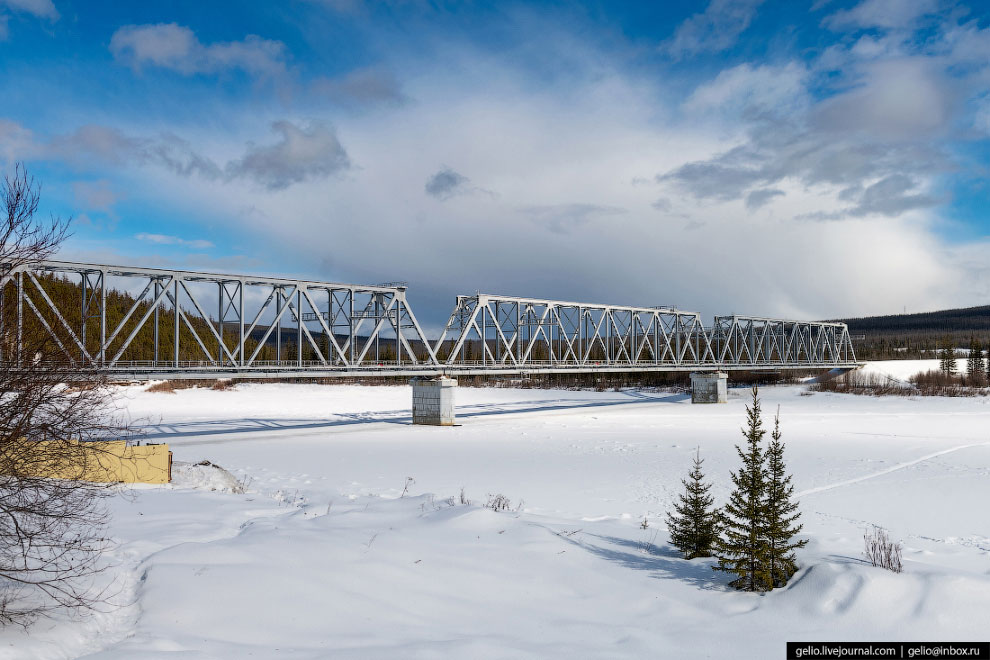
[690, 372, 727, 404]
[411, 376, 457, 425]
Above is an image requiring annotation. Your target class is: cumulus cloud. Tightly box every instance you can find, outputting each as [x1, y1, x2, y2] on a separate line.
[311, 67, 407, 107]
[813, 59, 955, 140]
[424, 168, 469, 200]
[10, 119, 348, 191]
[225, 121, 350, 190]
[135, 233, 214, 250]
[659, 55, 956, 222]
[109, 23, 287, 78]
[47, 124, 223, 179]
[849, 175, 939, 217]
[745, 188, 785, 210]
[661, 0, 766, 59]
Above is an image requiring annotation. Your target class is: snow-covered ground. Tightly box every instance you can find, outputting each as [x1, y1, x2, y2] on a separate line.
[859, 358, 975, 381]
[5, 361, 990, 659]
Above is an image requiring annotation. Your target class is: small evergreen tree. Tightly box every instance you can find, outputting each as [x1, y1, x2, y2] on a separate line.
[666, 448, 720, 559]
[966, 337, 980, 380]
[938, 338, 957, 374]
[971, 339, 986, 385]
[763, 408, 807, 588]
[714, 386, 771, 592]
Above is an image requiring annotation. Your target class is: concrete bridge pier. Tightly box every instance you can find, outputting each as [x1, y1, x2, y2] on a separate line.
[411, 376, 457, 425]
[690, 372, 727, 403]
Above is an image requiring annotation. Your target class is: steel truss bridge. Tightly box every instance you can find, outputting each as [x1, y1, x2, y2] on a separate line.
[0, 261, 858, 380]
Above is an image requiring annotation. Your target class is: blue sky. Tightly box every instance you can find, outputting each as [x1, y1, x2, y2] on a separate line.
[3, 0, 990, 324]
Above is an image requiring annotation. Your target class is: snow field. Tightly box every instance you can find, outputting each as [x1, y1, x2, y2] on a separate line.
[3, 362, 989, 658]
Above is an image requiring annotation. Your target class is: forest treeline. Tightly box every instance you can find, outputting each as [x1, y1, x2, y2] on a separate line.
[837, 305, 990, 360]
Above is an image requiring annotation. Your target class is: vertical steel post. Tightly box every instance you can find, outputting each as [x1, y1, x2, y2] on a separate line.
[374, 294, 380, 363]
[239, 282, 245, 367]
[100, 271, 107, 366]
[81, 273, 87, 362]
[173, 278, 179, 367]
[395, 291, 405, 364]
[153, 279, 160, 366]
[276, 288, 282, 364]
[349, 289, 355, 365]
[297, 288, 303, 366]
[217, 282, 223, 366]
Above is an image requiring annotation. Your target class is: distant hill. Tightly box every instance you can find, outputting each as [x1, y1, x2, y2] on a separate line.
[835, 305, 990, 360]
[838, 305, 990, 335]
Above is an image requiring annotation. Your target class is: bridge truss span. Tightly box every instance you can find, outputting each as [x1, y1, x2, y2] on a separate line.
[434, 294, 717, 368]
[436, 294, 857, 372]
[0, 260, 437, 375]
[0, 260, 858, 379]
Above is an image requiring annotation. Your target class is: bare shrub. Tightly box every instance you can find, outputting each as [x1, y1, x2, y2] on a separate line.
[485, 493, 511, 512]
[145, 380, 218, 393]
[810, 371, 914, 396]
[210, 379, 235, 391]
[863, 526, 903, 573]
[459, 487, 471, 506]
[910, 370, 980, 397]
[1, 164, 129, 625]
[810, 368, 989, 397]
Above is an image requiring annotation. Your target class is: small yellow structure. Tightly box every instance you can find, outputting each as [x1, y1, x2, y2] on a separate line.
[3, 438, 172, 485]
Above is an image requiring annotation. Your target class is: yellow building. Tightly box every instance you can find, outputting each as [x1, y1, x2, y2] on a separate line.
[2, 438, 172, 485]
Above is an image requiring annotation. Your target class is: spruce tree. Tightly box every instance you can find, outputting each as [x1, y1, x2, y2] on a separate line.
[966, 337, 979, 380]
[666, 448, 720, 559]
[938, 338, 957, 374]
[971, 340, 985, 385]
[714, 386, 771, 592]
[764, 408, 807, 588]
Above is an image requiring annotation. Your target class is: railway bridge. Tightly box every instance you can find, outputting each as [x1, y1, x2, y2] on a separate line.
[1, 261, 859, 417]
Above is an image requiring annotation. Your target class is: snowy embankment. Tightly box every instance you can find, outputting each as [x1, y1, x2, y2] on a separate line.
[3, 361, 989, 659]
[859, 358, 974, 382]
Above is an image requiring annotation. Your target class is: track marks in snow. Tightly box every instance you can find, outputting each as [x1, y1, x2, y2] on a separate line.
[796, 441, 990, 499]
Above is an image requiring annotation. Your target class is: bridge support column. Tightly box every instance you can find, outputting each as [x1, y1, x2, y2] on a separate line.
[411, 376, 457, 425]
[690, 372, 727, 404]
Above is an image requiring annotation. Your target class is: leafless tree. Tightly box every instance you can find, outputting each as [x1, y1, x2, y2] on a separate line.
[0, 164, 128, 625]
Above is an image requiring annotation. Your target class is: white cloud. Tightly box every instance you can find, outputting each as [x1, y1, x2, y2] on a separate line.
[135, 233, 214, 250]
[1, 0, 58, 20]
[814, 59, 954, 140]
[109, 23, 287, 78]
[225, 121, 350, 190]
[683, 62, 808, 116]
[72, 179, 120, 212]
[5, 119, 345, 190]
[661, 0, 766, 59]
[824, 0, 940, 31]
